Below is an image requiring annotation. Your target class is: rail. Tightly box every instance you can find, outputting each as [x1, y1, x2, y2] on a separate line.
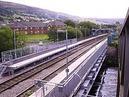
[29, 39, 107, 97]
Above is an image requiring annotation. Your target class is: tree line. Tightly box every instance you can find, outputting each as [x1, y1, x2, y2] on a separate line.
[0, 20, 117, 61]
[48, 20, 100, 41]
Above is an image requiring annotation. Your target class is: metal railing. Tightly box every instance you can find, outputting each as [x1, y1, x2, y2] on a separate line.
[1, 39, 77, 63]
[31, 40, 107, 97]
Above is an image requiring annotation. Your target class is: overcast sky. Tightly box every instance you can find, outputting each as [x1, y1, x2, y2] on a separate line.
[1, 0, 129, 18]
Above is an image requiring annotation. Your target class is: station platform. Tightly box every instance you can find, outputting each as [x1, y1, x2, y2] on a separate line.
[9, 34, 106, 68]
[0, 34, 106, 72]
[29, 39, 107, 97]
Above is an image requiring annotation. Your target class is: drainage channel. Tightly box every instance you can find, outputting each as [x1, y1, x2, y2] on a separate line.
[74, 49, 106, 97]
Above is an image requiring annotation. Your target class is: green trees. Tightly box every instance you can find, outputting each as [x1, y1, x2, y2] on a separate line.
[67, 26, 82, 39]
[78, 21, 99, 37]
[0, 26, 13, 53]
[16, 32, 27, 48]
[48, 20, 80, 41]
[48, 25, 83, 41]
[48, 26, 57, 41]
[48, 20, 100, 41]
[64, 20, 83, 40]
[64, 20, 75, 28]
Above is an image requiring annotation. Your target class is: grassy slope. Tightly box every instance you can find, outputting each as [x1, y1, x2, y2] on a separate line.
[18, 34, 49, 43]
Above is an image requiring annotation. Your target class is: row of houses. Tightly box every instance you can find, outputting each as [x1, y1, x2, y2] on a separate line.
[0, 20, 65, 34]
[10, 20, 65, 34]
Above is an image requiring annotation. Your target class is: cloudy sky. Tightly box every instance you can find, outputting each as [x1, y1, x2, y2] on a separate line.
[1, 0, 129, 18]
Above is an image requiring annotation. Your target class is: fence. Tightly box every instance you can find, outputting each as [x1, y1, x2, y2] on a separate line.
[31, 40, 107, 97]
[1, 39, 77, 62]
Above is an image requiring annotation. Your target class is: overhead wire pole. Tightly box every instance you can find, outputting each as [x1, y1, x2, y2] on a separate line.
[54, 20, 59, 42]
[79, 26, 83, 38]
[56, 25, 69, 79]
[80, 26, 86, 39]
[75, 26, 77, 42]
[83, 28, 86, 39]
[65, 25, 69, 79]
[13, 29, 17, 59]
[57, 30, 59, 42]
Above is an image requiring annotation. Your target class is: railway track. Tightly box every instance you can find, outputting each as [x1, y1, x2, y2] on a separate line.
[16, 39, 105, 97]
[0, 37, 106, 97]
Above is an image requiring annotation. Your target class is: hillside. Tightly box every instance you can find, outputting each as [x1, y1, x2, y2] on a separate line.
[0, 1, 124, 24]
[0, 1, 80, 21]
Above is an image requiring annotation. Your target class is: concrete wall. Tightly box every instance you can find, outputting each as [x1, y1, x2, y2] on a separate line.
[119, 9, 129, 97]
